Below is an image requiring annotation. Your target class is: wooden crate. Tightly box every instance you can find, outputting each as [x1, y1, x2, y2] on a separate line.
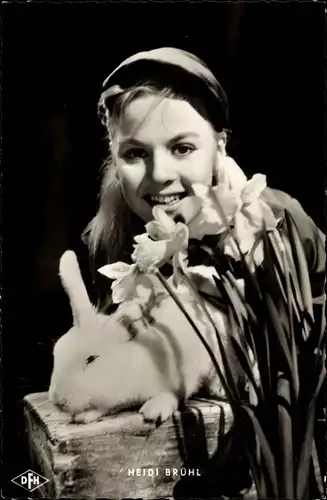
[24, 392, 233, 499]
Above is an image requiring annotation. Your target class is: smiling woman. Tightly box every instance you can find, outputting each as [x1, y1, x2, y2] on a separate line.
[85, 49, 232, 301]
[114, 94, 218, 222]
[52, 46, 325, 499]
[82, 47, 325, 314]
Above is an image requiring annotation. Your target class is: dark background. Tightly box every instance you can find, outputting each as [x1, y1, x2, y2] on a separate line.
[1, 2, 325, 496]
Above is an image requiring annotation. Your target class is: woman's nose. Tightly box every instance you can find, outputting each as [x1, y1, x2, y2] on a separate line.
[147, 150, 177, 186]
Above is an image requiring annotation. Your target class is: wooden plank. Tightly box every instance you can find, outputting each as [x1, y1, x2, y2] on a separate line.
[24, 392, 234, 499]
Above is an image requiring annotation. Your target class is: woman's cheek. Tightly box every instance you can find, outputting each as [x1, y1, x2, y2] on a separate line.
[117, 163, 153, 220]
[118, 163, 146, 191]
[180, 151, 214, 186]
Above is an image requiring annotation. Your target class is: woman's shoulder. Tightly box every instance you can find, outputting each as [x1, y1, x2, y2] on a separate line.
[262, 187, 324, 236]
[262, 187, 325, 301]
[261, 187, 305, 218]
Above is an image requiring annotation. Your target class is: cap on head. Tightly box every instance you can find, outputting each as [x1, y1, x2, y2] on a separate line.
[101, 47, 229, 133]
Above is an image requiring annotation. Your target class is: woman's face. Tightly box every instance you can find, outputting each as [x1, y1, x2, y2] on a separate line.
[112, 94, 218, 223]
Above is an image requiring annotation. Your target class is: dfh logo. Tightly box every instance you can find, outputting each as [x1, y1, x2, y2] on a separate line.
[11, 469, 49, 492]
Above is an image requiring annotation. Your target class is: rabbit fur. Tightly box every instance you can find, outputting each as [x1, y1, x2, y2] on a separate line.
[48, 250, 230, 424]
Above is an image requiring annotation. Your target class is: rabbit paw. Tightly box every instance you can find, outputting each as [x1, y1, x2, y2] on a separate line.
[207, 376, 226, 399]
[139, 392, 179, 425]
[73, 409, 107, 424]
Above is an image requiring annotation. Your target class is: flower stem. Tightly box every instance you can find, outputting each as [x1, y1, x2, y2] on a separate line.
[155, 269, 238, 405]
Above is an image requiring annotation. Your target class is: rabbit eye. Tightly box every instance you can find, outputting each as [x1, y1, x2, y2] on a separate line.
[86, 354, 99, 365]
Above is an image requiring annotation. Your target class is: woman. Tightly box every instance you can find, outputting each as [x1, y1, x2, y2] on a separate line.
[64, 47, 325, 499]
[82, 47, 325, 317]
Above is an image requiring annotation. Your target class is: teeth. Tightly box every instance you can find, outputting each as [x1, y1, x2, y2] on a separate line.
[149, 194, 182, 204]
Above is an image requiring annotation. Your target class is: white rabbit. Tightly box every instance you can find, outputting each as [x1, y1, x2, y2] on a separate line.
[48, 250, 230, 424]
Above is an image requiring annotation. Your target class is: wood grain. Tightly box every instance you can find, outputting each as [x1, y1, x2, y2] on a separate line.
[24, 392, 234, 499]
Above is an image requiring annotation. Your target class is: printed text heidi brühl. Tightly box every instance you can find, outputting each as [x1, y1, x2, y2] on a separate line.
[127, 468, 201, 477]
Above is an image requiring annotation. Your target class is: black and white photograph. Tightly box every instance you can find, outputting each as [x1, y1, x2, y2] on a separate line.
[1, 2, 326, 499]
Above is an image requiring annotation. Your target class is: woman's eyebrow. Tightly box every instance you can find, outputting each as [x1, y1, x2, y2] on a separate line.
[118, 137, 145, 148]
[170, 132, 200, 142]
[118, 132, 200, 150]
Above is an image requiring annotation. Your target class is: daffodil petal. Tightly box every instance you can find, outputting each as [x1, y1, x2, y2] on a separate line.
[241, 174, 267, 204]
[111, 275, 135, 303]
[172, 251, 188, 287]
[192, 183, 209, 199]
[135, 283, 153, 302]
[164, 238, 184, 262]
[188, 211, 226, 240]
[234, 213, 257, 254]
[252, 240, 265, 266]
[175, 222, 189, 248]
[132, 237, 166, 271]
[145, 220, 172, 240]
[224, 234, 241, 260]
[174, 250, 189, 271]
[152, 206, 176, 233]
[202, 205, 222, 223]
[241, 200, 265, 229]
[211, 185, 241, 219]
[260, 201, 278, 230]
[242, 199, 277, 230]
[217, 156, 248, 190]
[111, 286, 127, 304]
[134, 233, 150, 244]
[177, 195, 203, 225]
[97, 262, 132, 279]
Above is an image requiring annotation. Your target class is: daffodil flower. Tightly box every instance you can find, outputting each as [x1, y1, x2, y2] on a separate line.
[131, 206, 189, 272]
[98, 169, 277, 305]
[98, 262, 153, 304]
[221, 175, 278, 266]
[240, 174, 277, 230]
[98, 207, 190, 304]
[223, 211, 263, 262]
[187, 182, 241, 240]
[187, 173, 277, 268]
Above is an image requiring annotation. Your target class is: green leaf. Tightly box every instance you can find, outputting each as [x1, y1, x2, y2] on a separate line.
[284, 211, 314, 329]
[296, 363, 326, 500]
[277, 375, 294, 499]
[231, 336, 262, 403]
[280, 233, 300, 399]
[221, 274, 246, 329]
[264, 292, 293, 374]
[257, 323, 273, 402]
[245, 440, 267, 499]
[223, 270, 259, 326]
[268, 231, 305, 330]
[312, 436, 325, 497]
[241, 405, 279, 498]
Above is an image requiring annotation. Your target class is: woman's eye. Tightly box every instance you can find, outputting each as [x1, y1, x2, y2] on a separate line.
[123, 148, 148, 161]
[172, 144, 195, 157]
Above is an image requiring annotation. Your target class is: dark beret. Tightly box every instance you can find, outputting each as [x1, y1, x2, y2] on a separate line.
[101, 47, 229, 132]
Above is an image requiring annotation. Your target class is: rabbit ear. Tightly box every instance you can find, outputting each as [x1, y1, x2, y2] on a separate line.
[59, 250, 94, 327]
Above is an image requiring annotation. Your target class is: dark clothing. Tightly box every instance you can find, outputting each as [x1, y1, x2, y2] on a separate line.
[261, 187, 325, 307]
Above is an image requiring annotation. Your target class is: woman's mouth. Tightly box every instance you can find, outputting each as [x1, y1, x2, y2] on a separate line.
[145, 193, 187, 208]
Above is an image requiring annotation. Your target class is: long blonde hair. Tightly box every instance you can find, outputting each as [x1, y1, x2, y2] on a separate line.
[85, 158, 144, 272]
